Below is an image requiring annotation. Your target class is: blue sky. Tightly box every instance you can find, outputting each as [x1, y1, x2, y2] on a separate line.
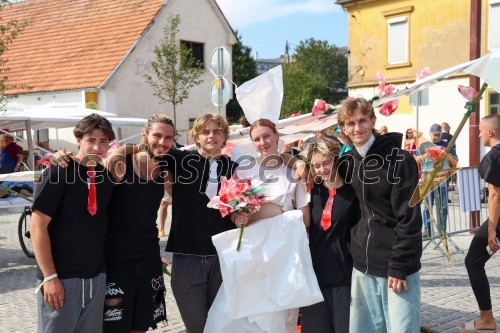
[215, 0, 348, 60]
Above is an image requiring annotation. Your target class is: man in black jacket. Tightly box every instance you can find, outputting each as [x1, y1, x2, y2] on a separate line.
[338, 98, 423, 333]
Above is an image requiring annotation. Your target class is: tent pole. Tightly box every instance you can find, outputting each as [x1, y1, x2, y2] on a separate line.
[25, 120, 35, 171]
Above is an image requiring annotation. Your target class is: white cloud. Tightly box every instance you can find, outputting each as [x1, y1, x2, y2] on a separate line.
[216, 0, 340, 28]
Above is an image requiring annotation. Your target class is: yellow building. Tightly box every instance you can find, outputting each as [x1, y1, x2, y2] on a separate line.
[336, 0, 500, 166]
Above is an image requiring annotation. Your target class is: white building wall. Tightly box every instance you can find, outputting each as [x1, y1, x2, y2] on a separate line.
[105, 0, 234, 143]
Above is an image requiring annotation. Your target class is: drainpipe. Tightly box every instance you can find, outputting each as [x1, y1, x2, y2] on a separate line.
[470, 0, 481, 229]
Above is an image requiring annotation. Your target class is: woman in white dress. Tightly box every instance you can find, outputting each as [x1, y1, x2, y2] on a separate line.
[204, 118, 323, 333]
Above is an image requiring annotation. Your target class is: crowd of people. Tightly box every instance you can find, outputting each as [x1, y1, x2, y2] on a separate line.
[25, 98, 500, 333]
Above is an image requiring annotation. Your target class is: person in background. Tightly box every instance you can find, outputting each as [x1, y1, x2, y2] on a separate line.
[31, 114, 116, 333]
[379, 125, 388, 135]
[404, 128, 418, 157]
[337, 98, 422, 333]
[462, 115, 500, 333]
[441, 122, 453, 144]
[1, 133, 24, 173]
[299, 138, 360, 333]
[415, 123, 458, 237]
[239, 114, 251, 128]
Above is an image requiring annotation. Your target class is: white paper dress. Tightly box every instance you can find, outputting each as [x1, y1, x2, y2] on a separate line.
[204, 163, 323, 333]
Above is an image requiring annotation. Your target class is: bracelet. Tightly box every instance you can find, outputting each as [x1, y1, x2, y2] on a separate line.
[34, 273, 58, 295]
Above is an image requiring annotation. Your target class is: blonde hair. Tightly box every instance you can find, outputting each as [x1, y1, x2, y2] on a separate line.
[191, 113, 229, 147]
[300, 138, 341, 180]
[337, 97, 377, 145]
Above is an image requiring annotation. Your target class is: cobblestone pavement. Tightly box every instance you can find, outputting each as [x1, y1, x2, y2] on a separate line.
[1, 207, 499, 332]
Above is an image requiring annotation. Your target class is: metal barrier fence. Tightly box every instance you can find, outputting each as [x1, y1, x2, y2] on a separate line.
[422, 166, 488, 257]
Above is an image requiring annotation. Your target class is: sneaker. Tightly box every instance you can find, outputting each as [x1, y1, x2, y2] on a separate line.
[158, 229, 165, 237]
[423, 229, 429, 238]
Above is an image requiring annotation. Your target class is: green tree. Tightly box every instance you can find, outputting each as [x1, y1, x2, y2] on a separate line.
[0, 0, 28, 110]
[144, 14, 203, 128]
[281, 64, 326, 117]
[226, 31, 257, 123]
[282, 38, 347, 117]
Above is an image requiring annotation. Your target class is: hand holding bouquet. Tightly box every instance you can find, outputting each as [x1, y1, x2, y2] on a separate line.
[207, 177, 265, 251]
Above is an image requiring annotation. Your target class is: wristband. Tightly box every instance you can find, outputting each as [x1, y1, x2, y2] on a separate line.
[34, 273, 58, 295]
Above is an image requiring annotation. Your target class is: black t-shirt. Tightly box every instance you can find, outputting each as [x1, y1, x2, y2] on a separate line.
[309, 183, 360, 288]
[479, 144, 500, 188]
[32, 160, 114, 279]
[105, 154, 165, 259]
[162, 150, 237, 255]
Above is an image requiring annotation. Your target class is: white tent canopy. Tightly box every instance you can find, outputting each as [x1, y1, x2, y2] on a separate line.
[0, 107, 147, 170]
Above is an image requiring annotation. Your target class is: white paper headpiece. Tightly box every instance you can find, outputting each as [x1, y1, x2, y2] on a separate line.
[235, 65, 283, 124]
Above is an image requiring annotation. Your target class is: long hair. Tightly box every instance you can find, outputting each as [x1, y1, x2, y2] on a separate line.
[140, 114, 175, 145]
[300, 138, 340, 181]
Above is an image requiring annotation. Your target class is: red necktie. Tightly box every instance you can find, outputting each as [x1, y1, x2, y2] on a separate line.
[87, 166, 97, 216]
[320, 188, 336, 231]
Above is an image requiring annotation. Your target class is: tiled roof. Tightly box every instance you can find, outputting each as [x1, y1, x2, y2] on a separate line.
[1, 0, 166, 94]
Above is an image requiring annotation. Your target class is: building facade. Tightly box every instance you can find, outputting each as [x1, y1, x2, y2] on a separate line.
[2, 0, 237, 148]
[336, 0, 499, 166]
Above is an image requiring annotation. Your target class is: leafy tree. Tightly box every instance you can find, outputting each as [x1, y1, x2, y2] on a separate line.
[282, 38, 347, 117]
[144, 14, 203, 128]
[281, 64, 326, 117]
[0, 0, 28, 110]
[226, 31, 257, 123]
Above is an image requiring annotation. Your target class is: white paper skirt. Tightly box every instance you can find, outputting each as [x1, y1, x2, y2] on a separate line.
[204, 210, 323, 333]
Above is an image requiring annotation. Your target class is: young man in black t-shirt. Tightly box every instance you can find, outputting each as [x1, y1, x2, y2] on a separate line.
[463, 115, 500, 332]
[163, 114, 237, 333]
[31, 114, 115, 333]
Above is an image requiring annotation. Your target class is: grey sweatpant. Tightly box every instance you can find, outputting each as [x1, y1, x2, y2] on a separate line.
[171, 254, 222, 333]
[37, 273, 106, 333]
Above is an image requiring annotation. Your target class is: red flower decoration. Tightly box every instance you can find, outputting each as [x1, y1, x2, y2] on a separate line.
[425, 146, 445, 163]
[311, 99, 333, 116]
[207, 177, 264, 217]
[378, 99, 399, 117]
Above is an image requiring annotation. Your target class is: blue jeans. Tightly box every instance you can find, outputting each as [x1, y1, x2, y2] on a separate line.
[349, 269, 421, 333]
[422, 182, 448, 234]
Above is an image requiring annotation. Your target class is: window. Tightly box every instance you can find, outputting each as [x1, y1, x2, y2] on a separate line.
[489, 0, 500, 50]
[181, 41, 205, 68]
[489, 91, 500, 115]
[387, 17, 408, 64]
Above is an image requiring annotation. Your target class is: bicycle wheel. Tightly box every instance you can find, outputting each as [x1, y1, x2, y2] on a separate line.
[18, 207, 35, 258]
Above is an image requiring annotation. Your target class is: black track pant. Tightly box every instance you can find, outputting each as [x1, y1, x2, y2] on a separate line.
[465, 219, 500, 310]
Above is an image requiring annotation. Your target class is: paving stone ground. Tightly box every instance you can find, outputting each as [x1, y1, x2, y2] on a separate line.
[1, 205, 499, 332]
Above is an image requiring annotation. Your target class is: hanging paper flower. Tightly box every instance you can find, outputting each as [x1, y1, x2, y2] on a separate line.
[375, 72, 399, 116]
[416, 67, 431, 80]
[311, 99, 333, 116]
[378, 99, 399, 116]
[458, 85, 481, 101]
